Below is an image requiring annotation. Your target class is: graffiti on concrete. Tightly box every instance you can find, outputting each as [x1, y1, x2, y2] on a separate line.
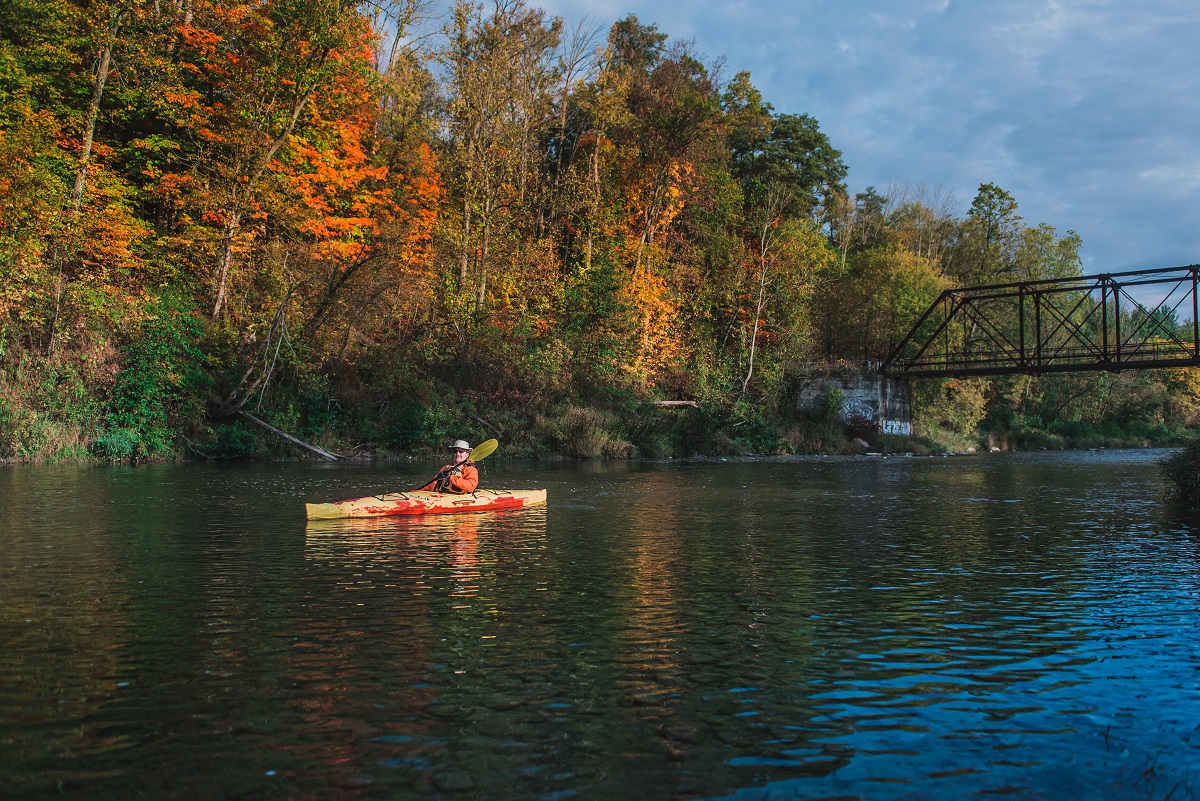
[798, 373, 912, 433]
[841, 399, 876, 421]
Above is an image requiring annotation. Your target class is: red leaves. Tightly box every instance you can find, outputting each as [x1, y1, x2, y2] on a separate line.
[179, 24, 221, 57]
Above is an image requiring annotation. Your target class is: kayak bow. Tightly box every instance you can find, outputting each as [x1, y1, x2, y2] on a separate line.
[305, 488, 547, 519]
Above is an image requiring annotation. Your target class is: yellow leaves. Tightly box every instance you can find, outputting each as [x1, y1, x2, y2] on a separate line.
[627, 158, 697, 242]
[1164, 367, 1200, 405]
[80, 201, 152, 275]
[0, 110, 67, 240]
[617, 271, 689, 391]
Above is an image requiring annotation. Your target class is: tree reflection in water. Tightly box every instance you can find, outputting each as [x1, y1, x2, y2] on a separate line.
[2, 454, 1198, 799]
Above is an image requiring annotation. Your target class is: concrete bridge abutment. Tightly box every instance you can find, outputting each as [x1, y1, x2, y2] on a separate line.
[795, 367, 913, 435]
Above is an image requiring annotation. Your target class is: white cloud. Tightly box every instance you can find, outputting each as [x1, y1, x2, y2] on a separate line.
[1141, 160, 1200, 195]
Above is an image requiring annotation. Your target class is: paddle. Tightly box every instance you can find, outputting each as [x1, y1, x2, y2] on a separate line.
[468, 438, 498, 462]
[414, 438, 498, 491]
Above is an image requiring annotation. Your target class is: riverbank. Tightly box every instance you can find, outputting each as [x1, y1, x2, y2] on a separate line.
[1, 404, 1185, 465]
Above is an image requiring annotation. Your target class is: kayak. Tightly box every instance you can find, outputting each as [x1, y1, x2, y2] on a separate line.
[305, 488, 547, 519]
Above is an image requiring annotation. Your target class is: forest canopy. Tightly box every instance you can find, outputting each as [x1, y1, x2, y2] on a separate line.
[1, 0, 1194, 461]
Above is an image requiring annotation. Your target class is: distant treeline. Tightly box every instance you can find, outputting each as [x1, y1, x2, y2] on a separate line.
[1, 0, 1196, 461]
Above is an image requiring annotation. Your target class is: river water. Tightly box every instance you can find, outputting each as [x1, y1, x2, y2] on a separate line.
[2, 451, 1199, 800]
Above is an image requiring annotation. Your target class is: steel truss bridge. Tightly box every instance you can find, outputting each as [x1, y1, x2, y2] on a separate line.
[882, 265, 1200, 378]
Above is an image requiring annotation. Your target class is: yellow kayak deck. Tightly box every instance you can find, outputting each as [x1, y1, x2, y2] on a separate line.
[305, 488, 547, 519]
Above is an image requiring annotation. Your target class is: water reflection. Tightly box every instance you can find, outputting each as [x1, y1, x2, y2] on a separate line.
[2, 453, 1198, 799]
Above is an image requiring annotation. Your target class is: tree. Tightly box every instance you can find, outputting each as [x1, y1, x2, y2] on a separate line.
[205, 1, 443, 416]
[567, 33, 634, 272]
[1014, 223, 1082, 281]
[951, 182, 1022, 284]
[741, 183, 795, 397]
[722, 70, 772, 175]
[608, 13, 666, 73]
[812, 244, 945, 361]
[438, 0, 561, 314]
[731, 106, 847, 222]
[160, 0, 375, 320]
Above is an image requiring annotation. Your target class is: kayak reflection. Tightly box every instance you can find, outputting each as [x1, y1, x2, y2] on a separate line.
[303, 505, 548, 561]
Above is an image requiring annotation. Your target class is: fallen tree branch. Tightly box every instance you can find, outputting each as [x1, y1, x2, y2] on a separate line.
[473, 414, 502, 436]
[238, 411, 342, 461]
[182, 435, 212, 462]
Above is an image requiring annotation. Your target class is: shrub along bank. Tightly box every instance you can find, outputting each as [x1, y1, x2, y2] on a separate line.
[3, 348, 1190, 464]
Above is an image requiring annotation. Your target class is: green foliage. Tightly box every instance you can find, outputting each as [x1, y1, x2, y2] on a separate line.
[729, 400, 788, 454]
[96, 293, 207, 460]
[821, 387, 845, 421]
[377, 398, 431, 450]
[207, 422, 258, 460]
[385, 394, 461, 451]
[1163, 438, 1200, 505]
[813, 245, 945, 360]
[92, 427, 141, 461]
[534, 405, 633, 459]
[294, 377, 338, 441]
[0, 357, 100, 460]
[913, 378, 989, 439]
[736, 112, 847, 217]
[610, 15, 667, 72]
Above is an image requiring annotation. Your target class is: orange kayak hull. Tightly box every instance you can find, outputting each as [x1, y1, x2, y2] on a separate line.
[305, 489, 547, 519]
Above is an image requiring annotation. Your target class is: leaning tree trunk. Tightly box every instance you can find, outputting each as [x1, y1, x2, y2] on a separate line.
[71, 6, 126, 214]
[210, 83, 317, 319]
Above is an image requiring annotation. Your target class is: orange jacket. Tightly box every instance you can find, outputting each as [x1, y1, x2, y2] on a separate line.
[419, 461, 479, 494]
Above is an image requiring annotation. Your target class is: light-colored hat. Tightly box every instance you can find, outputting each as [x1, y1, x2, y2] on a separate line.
[450, 439, 471, 451]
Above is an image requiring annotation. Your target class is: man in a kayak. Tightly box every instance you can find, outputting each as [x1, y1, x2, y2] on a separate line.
[419, 440, 479, 494]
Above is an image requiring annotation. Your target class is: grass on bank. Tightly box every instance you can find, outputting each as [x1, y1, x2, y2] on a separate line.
[1162, 436, 1200, 505]
[2, 354, 1191, 463]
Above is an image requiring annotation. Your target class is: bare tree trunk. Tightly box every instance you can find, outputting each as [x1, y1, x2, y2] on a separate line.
[460, 197, 471, 283]
[585, 136, 601, 271]
[633, 181, 665, 278]
[741, 233, 770, 398]
[212, 204, 242, 319]
[838, 215, 854, 272]
[46, 247, 65, 356]
[239, 411, 342, 461]
[740, 184, 788, 398]
[71, 7, 126, 214]
[211, 84, 317, 319]
[476, 216, 490, 312]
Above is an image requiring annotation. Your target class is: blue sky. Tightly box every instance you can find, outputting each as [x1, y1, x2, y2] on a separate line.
[433, 0, 1200, 274]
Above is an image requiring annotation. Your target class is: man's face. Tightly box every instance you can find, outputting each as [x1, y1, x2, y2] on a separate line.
[452, 448, 470, 464]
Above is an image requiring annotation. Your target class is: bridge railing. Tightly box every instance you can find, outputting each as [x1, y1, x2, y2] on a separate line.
[882, 265, 1200, 377]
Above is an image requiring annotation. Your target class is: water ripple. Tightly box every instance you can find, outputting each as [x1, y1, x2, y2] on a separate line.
[2, 454, 1198, 799]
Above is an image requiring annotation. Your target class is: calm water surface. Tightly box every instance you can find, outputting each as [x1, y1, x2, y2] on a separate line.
[2, 451, 1199, 800]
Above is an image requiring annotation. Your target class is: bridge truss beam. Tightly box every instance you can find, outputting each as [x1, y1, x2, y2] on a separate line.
[882, 265, 1200, 378]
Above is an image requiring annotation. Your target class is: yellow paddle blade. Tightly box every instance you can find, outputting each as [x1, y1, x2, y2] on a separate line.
[469, 438, 499, 461]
